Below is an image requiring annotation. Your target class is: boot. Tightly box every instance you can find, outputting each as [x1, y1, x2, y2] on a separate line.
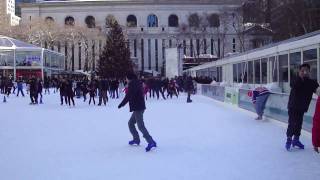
[146, 141, 157, 152]
[129, 139, 140, 146]
[292, 136, 304, 149]
[285, 137, 292, 151]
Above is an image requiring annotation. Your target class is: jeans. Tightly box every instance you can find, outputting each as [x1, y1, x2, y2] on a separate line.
[128, 110, 153, 143]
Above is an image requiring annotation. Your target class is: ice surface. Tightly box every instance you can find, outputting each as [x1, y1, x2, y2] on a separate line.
[0, 91, 319, 180]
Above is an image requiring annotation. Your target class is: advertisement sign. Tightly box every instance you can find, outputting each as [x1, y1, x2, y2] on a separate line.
[224, 87, 239, 105]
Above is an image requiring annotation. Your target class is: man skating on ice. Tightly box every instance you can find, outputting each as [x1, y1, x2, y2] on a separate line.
[286, 64, 320, 151]
[118, 73, 157, 152]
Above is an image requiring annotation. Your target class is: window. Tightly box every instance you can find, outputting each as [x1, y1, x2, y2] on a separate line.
[16, 51, 42, 67]
[148, 39, 151, 70]
[261, 58, 268, 84]
[210, 39, 214, 55]
[279, 54, 289, 83]
[217, 66, 223, 82]
[248, 61, 253, 84]
[233, 64, 238, 83]
[269, 56, 278, 82]
[147, 14, 158, 27]
[254, 60, 261, 84]
[303, 49, 317, 80]
[289, 52, 301, 82]
[196, 39, 200, 56]
[237, 63, 243, 83]
[183, 40, 186, 55]
[190, 39, 193, 57]
[203, 39, 207, 54]
[207, 14, 220, 27]
[188, 13, 200, 28]
[168, 14, 179, 27]
[127, 15, 137, 27]
[242, 62, 248, 83]
[0, 50, 14, 66]
[85, 16, 95, 28]
[141, 39, 144, 70]
[155, 39, 158, 71]
[65, 16, 75, 26]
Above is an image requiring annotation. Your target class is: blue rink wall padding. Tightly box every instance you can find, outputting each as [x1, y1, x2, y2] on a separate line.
[200, 84, 316, 132]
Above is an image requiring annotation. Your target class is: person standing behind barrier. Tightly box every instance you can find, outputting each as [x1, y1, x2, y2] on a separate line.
[248, 87, 270, 120]
[285, 64, 320, 151]
[118, 73, 157, 152]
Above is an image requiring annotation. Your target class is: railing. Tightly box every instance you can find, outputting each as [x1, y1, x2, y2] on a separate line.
[198, 84, 317, 132]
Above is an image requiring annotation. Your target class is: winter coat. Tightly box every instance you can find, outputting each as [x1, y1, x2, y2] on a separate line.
[119, 79, 146, 112]
[66, 81, 74, 97]
[184, 77, 194, 92]
[288, 76, 319, 112]
[313, 97, 320, 147]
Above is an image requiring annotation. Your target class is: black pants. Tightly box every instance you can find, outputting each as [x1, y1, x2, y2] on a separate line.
[286, 109, 305, 138]
[89, 96, 95, 105]
[60, 95, 67, 105]
[128, 110, 153, 143]
[68, 96, 75, 106]
[99, 90, 108, 105]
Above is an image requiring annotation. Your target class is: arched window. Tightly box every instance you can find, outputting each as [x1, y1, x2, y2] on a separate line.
[127, 15, 137, 27]
[85, 16, 96, 28]
[207, 14, 220, 27]
[65, 16, 75, 26]
[45, 16, 54, 24]
[188, 13, 200, 28]
[147, 14, 158, 27]
[168, 14, 179, 27]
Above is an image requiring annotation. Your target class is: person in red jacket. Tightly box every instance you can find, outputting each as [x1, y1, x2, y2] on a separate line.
[312, 97, 320, 153]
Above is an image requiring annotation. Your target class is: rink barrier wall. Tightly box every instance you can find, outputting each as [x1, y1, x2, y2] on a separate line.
[200, 84, 316, 132]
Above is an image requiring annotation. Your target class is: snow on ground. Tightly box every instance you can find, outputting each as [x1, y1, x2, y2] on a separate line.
[0, 91, 320, 180]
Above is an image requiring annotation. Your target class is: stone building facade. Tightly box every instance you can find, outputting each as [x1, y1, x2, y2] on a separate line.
[20, 0, 270, 73]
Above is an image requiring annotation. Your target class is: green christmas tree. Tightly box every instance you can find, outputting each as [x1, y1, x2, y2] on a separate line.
[97, 17, 133, 78]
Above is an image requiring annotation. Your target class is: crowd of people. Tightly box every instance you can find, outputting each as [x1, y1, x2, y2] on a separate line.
[0, 75, 196, 106]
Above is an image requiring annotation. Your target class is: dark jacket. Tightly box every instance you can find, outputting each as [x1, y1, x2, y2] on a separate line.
[119, 79, 146, 112]
[288, 76, 319, 112]
[184, 77, 194, 91]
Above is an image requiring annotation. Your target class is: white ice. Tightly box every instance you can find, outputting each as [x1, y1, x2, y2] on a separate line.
[0, 91, 320, 180]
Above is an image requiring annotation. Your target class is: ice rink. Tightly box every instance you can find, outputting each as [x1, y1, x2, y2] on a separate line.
[0, 92, 319, 180]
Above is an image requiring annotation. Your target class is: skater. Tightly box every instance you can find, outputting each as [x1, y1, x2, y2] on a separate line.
[16, 78, 24, 97]
[37, 79, 43, 104]
[185, 76, 194, 103]
[66, 79, 75, 106]
[118, 73, 157, 152]
[44, 77, 50, 94]
[98, 78, 108, 106]
[285, 64, 320, 151]
[59, 78, 68, 105]
[313, 96, 320, 153]
[29, 77, 38, 104]
[88, 80, 96, 105]
[248, 86, 270, 120]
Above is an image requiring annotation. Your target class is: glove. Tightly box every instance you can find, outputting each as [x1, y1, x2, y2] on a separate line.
[118, 104, 122, 109]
